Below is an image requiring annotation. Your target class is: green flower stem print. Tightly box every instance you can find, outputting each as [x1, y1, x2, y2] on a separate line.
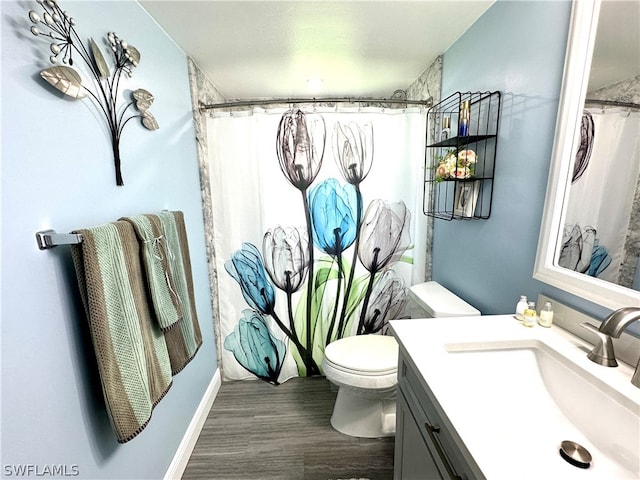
[276, 110, 326, 376]
[225, 111, 412, 383]
[308, 178, 358, 344]
[333, 122, 373, 340]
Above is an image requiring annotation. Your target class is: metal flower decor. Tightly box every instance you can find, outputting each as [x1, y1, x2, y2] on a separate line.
[26, 0, 158, 186]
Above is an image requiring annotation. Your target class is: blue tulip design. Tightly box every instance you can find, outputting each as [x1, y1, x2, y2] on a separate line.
[227, 242, 320, 377]
[224, 310, 286, 384]
[309, 178, 359, 256]
[225, 243, 275, 315]
[589, 240, 611, 277]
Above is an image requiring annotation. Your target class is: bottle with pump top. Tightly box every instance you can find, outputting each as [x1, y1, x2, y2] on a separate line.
[515, 295, 528, 321]
[523, 301, 537, 327]
[538, 301, 554, 327]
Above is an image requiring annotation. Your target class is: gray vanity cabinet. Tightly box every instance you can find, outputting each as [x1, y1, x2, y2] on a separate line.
[394, 349, 484, 480]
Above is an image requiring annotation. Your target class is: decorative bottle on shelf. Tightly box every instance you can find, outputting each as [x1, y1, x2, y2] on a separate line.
[538, 301, 554, 328]
[515, 295, 528, 321]
[522, 301, 537, 327]
[458, 99, 470, 136]
[440, 117, 451, 141]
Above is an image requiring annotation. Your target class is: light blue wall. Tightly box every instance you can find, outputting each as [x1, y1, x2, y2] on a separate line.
[433, 0, 611, 321]
[1, 1, 216, 479]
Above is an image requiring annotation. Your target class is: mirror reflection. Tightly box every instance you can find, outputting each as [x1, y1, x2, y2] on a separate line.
[558, 1, 640, 290]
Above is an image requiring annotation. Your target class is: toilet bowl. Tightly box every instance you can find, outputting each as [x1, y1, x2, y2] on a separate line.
[322, 281, 479, 438]
[323, 334, 399, 438]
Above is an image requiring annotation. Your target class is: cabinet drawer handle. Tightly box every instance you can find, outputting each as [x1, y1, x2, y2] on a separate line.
[425, 423, 463, 480]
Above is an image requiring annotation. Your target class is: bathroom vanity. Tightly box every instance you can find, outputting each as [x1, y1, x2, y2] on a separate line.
[390, 314, 640, 480]
[395, 344, 482, 479]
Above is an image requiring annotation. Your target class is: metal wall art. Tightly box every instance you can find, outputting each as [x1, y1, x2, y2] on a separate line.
[26, 0, 158, 186]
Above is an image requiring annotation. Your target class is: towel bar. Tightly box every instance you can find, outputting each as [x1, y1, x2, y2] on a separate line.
[36, 229, 83, 250]
[36, 210, 171, 250]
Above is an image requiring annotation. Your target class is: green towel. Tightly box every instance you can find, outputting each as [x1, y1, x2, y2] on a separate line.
[159, 211, 203, 374]
[122, 214, 181, 331]
[71, 221, 173, 443]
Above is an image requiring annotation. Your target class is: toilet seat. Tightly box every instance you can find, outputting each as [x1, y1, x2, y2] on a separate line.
[323, 335, 399, 393]
[323, 334, 399, 376]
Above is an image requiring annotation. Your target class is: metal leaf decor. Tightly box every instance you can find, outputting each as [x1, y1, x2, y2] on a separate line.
[124, 45, 140, 67]
[141, 111, 159, 131]
[40, 66, 86, 99]
[132, 89, 154, 111]
[26, 1, 158, 185]
[89, 38, 110, 78]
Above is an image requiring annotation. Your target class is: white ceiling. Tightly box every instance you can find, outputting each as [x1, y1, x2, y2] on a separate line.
[139, 1, 494, 100]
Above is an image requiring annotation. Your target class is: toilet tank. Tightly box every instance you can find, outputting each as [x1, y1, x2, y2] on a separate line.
[405, 281, 480, 318]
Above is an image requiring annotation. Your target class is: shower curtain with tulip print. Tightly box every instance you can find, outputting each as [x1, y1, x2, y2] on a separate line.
[561, 108, 640, 284]
[207, 107, 427, 383]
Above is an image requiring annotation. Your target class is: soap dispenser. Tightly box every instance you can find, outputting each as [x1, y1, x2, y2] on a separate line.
[515, 295, 528, 321]
[522, 301, 537, 328]
[538, 301, 554, 327]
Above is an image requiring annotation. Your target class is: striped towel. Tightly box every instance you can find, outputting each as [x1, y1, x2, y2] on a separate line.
[159, 211, 203, 374]
[122, 214, 181, 331]
[71, 221, 173, 443]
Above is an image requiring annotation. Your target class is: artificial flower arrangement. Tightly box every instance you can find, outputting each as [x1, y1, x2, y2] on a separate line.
[434, 148, 477, 181]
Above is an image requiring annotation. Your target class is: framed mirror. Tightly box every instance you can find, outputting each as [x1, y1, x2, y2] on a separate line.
[534, 0, 640, 310]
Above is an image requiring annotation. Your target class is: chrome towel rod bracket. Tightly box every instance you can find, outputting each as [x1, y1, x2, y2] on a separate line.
[35, 211, 171, 250]
[36, 229, 83, 250]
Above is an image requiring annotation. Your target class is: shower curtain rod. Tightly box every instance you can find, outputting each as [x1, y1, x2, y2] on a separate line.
[199, 96, 433, 111]
[585, 99, 640, 109]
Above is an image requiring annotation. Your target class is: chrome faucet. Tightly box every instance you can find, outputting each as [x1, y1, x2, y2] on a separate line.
[582, 307, 640, 388]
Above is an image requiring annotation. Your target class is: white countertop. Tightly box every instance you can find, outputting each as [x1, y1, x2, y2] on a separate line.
[390, 315, 640, 480]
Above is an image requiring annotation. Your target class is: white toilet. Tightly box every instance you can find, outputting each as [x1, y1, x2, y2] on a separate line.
[322, 281, 480, 438]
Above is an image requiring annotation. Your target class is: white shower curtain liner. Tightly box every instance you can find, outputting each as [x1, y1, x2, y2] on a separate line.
[563, 107, 640, 283]
[206, 106, 428, 382]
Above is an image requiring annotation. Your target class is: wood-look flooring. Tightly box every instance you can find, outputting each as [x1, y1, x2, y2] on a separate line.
[182, 376, 394, 480]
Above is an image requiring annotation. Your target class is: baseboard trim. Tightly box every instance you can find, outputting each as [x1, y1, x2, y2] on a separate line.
[164, 368, 221, 480]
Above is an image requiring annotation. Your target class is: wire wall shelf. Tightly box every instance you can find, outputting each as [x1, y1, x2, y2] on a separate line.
[424, 91, 501, 220]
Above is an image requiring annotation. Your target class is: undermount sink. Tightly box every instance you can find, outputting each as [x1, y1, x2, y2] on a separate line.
[445, 339, 640, 478]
